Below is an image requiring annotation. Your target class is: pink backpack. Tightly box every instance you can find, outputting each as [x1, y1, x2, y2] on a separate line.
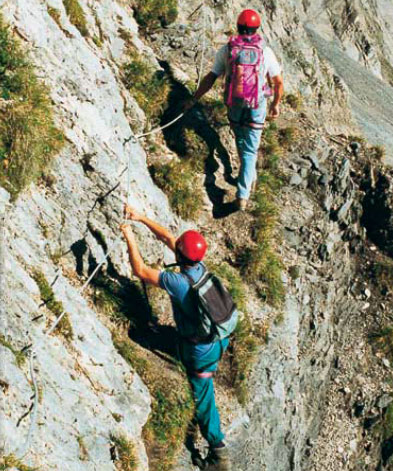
[224, 34, 271, 109]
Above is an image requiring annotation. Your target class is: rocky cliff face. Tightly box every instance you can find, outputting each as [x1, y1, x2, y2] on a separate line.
[1, 1, 393, 471]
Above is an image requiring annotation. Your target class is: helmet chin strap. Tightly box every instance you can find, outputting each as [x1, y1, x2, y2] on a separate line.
[164, 249, 199, 268]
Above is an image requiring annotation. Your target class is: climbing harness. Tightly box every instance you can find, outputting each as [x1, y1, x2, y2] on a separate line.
[193, 371, 214, 379]
[17, 3, 208, 460]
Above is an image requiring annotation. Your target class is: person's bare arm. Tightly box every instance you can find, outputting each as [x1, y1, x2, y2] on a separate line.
[268, 74, 284, 119]
[194, 72, 218, 100]
[121, 224, 161, 286]
[184, 72, 218, 111]
[124, 204, 176, 252]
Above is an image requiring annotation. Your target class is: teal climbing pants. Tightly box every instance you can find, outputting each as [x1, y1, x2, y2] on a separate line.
[179, 337, 230, 447]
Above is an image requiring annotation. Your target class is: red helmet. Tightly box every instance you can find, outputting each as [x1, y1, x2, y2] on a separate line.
[237, 9, 261, 28]
[176, 230, 207, 262]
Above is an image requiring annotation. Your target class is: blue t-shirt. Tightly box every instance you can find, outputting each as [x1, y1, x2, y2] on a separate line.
[159, 263, 214, 353]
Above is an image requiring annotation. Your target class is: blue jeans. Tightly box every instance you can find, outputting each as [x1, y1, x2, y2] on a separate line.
[179, 338, 229, 447]
[228, 103, 267, 199]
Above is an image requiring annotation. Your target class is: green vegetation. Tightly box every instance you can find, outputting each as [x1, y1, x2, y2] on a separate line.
[369, 258, 393, 361]
[379, 55, 393, 87]
[77, 435, 89, 461]
[370, 327, 393, 361]
[278, 126, 298, 149]
[150, 129, 207, 220]
[372, 145, 386, 162]
[92, 35, 103, 48]
[231, 314, 260, 404]
[38, 385, 44, 404]
[0, 334, 26, 367]
[122, 49, 170, 123]
[262, 122, 298, 159]
[288, 265, 300, 280]
[239, 170, 284, 307]
[373, 258, 393, 292]
[113, 336, 149, 373]
[202, 97, 228, 127]
[63, 0, 88, 37]
[113, 335, 193, 471]
[92, 276, 130, 324]
[47, 6, 62, 28]
[348, 135, 366, 145]
[283, 92, 303, 110]
[32, 270, 73, 340]
[0, 454, 36, 471]
[133, 0, 178, 31]
[384, 402, 393, 439]
[0, 15, 64, 198]
[261, 121, 281, 159]
[181, 129, 209, 171]
[93, 12, 105, 45]
[110, 433, 138, 471]
[112, 412, 122, 423]
[150, 159, 204, 221]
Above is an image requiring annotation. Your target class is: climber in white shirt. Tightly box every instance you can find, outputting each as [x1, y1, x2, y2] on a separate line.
[186, 9, 284, 211]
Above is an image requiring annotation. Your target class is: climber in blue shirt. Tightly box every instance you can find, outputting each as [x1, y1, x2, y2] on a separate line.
[120, 204, 231, 471]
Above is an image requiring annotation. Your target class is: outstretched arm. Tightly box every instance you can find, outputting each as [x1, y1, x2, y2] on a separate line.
[184, 72, 218, 111]
[124, 204, 176, 252]
[120, 224, 161, 286]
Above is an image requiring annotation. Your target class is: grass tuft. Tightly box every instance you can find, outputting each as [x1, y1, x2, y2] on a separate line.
[278, 126, 298, 149]
[239, 171, 285, 307]
[77, 435, 89, 461]
[0, 454, 36, 470]
[149, 128, 207, 220]
[369, 258, 393, 361]
[110, 433, 138, 471]
[113, 335, 193, 471]
[0, 334, 26, 367]
[92, 276, 130, 324]
[372, 145, 386, 162]
[384, 402, 393, 440]
[373, 259, 393, 292]
[202, 97, 228, 127]
[63, 0, 89, 37]
[92, 35, 103, 48]
[112, 412, 122, 423]
[369, 327, 393, 361]
[32, 270, 74, 340]
[0, 15, 64, 198]
[261, 121, 282, 159]
[47, 6, 62, 28]
[181, 129, 209, 172]
[231, 313, 260, 405]
[122, 49, 170, 124]
[283, 93, 303, 110]
[133, 0, 178, 31]
[150, 159, 204, 221]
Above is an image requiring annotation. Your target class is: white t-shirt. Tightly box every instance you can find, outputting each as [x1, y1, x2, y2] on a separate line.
[211, 43, 281, 79]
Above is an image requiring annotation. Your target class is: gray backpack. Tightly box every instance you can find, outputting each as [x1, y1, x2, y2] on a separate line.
[184, 266, 238, 342]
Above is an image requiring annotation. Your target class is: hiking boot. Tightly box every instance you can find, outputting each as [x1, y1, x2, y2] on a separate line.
[204, 445, 231, 471]
[236, 198, 247, 211]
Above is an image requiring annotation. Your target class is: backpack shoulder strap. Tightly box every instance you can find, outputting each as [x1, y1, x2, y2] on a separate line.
[183, 264, 209, 289]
